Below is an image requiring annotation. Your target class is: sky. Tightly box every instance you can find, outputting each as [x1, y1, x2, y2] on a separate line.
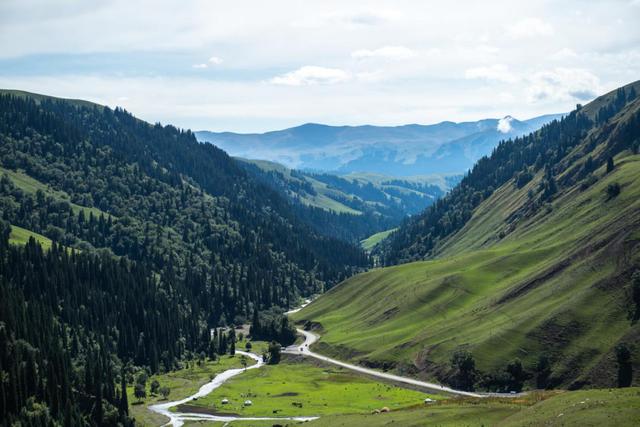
[1, 0, 639, 132]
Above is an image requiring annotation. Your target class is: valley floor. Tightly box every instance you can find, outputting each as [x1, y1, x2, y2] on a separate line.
[129, 341, 640, 427]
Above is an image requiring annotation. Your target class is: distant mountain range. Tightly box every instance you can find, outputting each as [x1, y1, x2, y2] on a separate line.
[196, 114, 564, 176]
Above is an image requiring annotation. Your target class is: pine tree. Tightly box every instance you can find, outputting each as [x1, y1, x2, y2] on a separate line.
[119, 365, 129, 417]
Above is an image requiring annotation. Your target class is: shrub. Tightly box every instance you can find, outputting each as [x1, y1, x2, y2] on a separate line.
[606, 182, 621, 200]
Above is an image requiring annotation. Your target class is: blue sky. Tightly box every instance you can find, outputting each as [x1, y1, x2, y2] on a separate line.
[1, 0, 639, 132]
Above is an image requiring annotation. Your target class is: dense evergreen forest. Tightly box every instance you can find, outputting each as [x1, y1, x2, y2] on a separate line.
[0, 92, 369, 425]
[378, 83, 640, 264]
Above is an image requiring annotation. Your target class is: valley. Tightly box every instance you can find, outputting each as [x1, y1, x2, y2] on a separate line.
[1, 58, 639, 427]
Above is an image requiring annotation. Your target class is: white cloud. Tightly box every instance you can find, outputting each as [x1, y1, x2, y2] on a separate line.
[270, 66, 351, 86]
[550, 48, 578, 61]
[506, 18, 554, 38]
[292, 10, 399, 29]
[192, 56, 223, 69]
[352, 46, 416, 60]
[465, 64, 602, 105]
[526, 68, 601, 103]
[497, 116, 513, 133]
[465, 64, 518, 83]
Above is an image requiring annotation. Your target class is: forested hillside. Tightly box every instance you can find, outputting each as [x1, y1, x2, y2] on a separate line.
[0, 91, 367, 425]
[294, 81, 640, 391]
[238, 158, 457, 243]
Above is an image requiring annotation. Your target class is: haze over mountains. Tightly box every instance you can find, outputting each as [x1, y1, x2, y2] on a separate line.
[196, 114, 563, 177]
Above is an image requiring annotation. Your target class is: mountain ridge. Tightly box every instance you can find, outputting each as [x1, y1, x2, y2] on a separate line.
[196, 114, 564, 176]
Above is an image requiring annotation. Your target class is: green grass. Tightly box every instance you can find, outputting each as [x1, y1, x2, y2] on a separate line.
[8, 224, 53, 249]
[500, 387, 640, 426]
[187, 356, 438, 417]
[293, 152, 640, 387]
[360, 228, 397, 251]
[168, 388, 640, 427]
[128, 355, 253, 426]
[305, 402, 519, 427]
[304, 388, 640, 427]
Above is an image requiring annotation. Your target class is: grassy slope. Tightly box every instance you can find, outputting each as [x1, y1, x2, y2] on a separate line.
[360, 228, 397, 252]
[305, 388, 640, 427]
[500, 387, 640, 426]
[9, 224, 53, 249]
[293, 149, 640, 387]
[188, 356, 436, 417]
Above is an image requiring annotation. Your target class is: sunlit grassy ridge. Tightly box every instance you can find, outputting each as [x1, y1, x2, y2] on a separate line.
[293, 147, 640, 387]
[360, 228, 397, 252]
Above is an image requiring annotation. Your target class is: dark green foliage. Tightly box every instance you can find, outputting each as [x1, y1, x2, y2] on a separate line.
[250, 308, 297, 346]
[267, 342, 282, 365]
[607, 156, 615, 173]
[150, 380, 160, 395]
[631, 270, 640, 321]
[119, 366, 129, 417]
[0, 233, 141, 425]
[606, 182, 621, 200]
[515, 170, 533, 188]
[615, 343, 633, 387]
[505, 359, 530, 392]
[133, 384, 146, 402]
[449, 349, 477, 391]
[534, 354, 552, 389]
[478, 359, 530, 393]
[159, 386, 170, 399]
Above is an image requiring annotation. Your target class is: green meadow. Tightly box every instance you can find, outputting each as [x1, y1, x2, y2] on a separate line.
[186, 356, 436, 417]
